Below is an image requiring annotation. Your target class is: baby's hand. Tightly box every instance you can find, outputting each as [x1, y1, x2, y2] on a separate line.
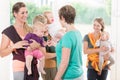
[47, 40, 56, 46]
[111, 47, 114, 53]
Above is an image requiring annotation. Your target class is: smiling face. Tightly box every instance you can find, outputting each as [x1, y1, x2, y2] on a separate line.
[47, 13, 54, 24]
[14, 7, 28, 23]
[93, 21, 102, 33]
[93, 18, 105, 33]
[44, 11, 54, 24]
[12, 2, 28, 24]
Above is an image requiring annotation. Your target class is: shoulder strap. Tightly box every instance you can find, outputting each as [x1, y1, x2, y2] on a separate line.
[2, 25, 22, 43]
[88, 33, 97, 48]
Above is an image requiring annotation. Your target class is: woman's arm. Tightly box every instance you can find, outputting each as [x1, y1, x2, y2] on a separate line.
[54, 47, 70, 80]
[29, 39, 56, 59]
[0, 34, 13, 57]
[45, 52, 56, 59]
[83, 41, 109, 55]
[0, 34, 29, 57]
[83, 41, 100, 54]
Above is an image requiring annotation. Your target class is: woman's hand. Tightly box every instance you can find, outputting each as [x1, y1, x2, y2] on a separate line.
[100, 46, 109, 52]
[12, 40, 29, 49]
[29, 39, 40, 50]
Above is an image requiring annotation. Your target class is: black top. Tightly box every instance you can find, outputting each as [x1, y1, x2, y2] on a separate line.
[44, 36, 56, 60]
[2, 25, 25, 61]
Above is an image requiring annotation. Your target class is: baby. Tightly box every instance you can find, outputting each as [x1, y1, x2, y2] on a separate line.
[24, 15, 47, 75]
[96, 31, 115, 75]
[43, 10, 61, 38]
[47, 29, 66, 47]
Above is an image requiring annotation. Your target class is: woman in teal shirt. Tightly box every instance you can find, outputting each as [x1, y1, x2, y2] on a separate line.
[54, 5, 83, 80]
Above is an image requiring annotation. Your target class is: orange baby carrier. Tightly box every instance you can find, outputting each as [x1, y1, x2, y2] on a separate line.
[87, 33, 108, 72]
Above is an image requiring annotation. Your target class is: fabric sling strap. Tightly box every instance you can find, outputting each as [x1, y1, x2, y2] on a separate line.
[87, 33, 108, 72]
[2, 25, 25, 61]
[2, 25, 39, 80]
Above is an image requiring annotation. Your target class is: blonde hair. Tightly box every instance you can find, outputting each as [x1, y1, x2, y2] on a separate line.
[33, 15, 47, 25]
[43, 10, 52, 18]
[24, 23, 32, 33]
[101, 31, 110, 40]
[33, 22, 44, 28]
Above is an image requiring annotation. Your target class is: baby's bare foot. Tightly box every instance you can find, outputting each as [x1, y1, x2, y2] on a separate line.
[28, 70, 32, 75]
[108, 66, 111, 70]
[98, 71, 102, 75]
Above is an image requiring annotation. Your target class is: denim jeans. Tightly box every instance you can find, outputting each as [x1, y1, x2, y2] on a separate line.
[87, 69, 108, 80]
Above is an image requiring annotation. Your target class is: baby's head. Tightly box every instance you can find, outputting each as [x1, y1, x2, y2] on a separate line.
[32, 15, 47, 37]
[100, 31, 109, 41]
[54, 29, 65, 41]
[33, 15, 47, 25]
[32, 22, 45, 37]
[43, 11, 54, 24]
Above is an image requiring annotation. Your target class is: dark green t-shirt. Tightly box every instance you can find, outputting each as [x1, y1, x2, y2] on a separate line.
[43, 36, 56, 60]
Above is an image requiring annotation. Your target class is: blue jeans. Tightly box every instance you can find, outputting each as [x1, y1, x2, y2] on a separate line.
[87, 69, 108, 80]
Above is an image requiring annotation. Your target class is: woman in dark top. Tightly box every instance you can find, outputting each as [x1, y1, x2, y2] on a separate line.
[42, 11, 57, 80]
[83, 17, 110, 80]
[0, 2, 39, 80]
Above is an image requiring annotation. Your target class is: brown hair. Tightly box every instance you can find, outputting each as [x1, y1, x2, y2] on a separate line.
[12, 2, 32, 33]
[33, 15, 47, 25]
[12, 2, 26, 17]
[59, 5, 76, 24]
[94, 17, 105, 32]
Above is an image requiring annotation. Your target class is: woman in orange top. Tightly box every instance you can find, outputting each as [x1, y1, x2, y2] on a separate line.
[83, 17, 110, 80]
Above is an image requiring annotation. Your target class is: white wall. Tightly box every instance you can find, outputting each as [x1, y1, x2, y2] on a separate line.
[111, 0, 120, 80]
[0, 1, 13, 80]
